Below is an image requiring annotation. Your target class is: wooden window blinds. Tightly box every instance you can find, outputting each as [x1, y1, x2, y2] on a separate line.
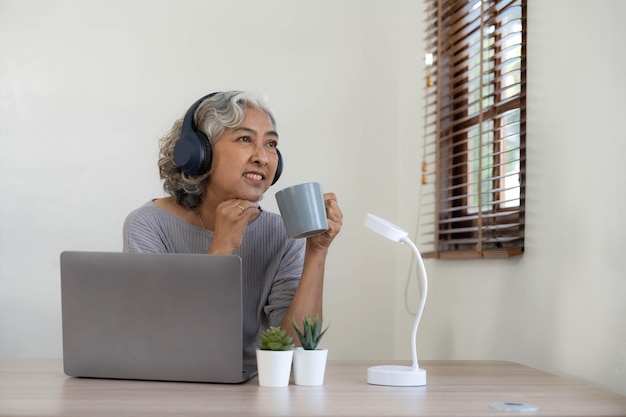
[418, 0, 526, 259]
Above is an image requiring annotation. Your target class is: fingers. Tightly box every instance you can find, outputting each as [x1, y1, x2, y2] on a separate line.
[323, 193, 343, 228]
[232, 201, 262, 224]
[235, 201, 262, 214]
[218, 200, 262, 229]
[307, 192, 342, 247]
[218, 200, 260, 215]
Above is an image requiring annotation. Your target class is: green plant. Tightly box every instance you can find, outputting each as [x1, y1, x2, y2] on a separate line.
[258, 326, 294, 351]
[290, 315, 329, 350]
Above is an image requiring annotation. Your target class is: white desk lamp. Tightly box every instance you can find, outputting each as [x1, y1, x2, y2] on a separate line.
[363, 213, 428, 386]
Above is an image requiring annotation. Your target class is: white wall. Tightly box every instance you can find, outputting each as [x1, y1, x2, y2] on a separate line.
[1, 0, 625, 397]
[0, 0, 412, 361]
[398, 0, 626, 396]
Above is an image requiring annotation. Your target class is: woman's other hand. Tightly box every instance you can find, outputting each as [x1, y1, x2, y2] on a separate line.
[307, 192, 343, 252]
[209, 199, 261, 254]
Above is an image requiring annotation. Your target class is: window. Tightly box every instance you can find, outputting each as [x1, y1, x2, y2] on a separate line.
[418, 0, 526, 258]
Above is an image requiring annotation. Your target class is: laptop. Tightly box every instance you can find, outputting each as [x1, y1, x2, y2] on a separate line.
[60, 251, 257, 384]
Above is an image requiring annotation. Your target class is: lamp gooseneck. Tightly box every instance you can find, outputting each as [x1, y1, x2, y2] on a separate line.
[399, 236, 428, 371]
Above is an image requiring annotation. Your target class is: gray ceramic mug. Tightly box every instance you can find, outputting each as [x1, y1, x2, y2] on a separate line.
[275, 182, 328, 239]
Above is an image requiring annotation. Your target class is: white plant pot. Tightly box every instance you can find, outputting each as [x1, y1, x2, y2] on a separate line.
[256, 349, 293, 387]
[293, 348, 328, 386]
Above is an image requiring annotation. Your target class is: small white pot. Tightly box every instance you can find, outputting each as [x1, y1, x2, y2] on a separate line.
[256, 349, 293, 387]
[293, 348, 328, 386]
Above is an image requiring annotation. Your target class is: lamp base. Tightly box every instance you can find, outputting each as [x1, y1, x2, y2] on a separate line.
[367, 365, 427, 386]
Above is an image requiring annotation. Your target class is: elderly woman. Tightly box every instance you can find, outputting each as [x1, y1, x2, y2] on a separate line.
[123, 91, 343, 359]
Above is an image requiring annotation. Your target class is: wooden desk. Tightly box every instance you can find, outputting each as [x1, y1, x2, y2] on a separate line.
[1, 359, 625, 416]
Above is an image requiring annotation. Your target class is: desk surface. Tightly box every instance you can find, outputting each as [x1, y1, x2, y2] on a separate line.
[1, 359, 625, 416]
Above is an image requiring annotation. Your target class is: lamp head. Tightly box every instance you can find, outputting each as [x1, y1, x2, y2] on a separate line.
[363, 213, 409, 243]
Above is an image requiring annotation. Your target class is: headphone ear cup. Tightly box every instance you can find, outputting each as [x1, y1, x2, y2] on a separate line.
[271, 149, 283, 185]
[173, 129, 212, 175]
[195, 131, 212, 175]
[173, 93, 219, 175]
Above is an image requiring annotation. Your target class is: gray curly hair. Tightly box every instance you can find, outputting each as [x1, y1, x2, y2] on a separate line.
[158, 91, 276, 209]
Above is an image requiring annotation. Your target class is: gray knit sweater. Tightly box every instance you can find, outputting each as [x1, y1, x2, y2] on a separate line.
[123, 200, 305, 359]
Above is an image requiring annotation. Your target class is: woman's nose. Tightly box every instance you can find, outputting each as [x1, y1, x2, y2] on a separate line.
[252, 145, 269, 165]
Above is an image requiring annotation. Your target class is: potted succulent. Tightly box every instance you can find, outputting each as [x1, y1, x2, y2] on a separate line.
[256, 326, 294, 387]
[290, 315, 329, 386]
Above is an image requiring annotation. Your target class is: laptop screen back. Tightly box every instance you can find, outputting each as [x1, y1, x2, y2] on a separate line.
[60, 251, 255, 383]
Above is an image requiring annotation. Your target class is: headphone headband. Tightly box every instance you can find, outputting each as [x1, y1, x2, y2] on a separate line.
[182, 92, 220, 137]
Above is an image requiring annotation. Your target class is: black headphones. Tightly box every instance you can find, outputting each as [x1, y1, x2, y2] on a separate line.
[173, 92, 283, 185]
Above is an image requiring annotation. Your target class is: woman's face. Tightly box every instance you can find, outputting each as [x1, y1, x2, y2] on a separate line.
[207, 106, 280, 203]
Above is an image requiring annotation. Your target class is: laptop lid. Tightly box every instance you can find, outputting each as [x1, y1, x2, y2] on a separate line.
[60, 251, 256, 384]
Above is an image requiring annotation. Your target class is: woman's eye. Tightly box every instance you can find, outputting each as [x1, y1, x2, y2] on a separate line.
[267, 140, 278, 148]
[238, 136, 252, 143]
